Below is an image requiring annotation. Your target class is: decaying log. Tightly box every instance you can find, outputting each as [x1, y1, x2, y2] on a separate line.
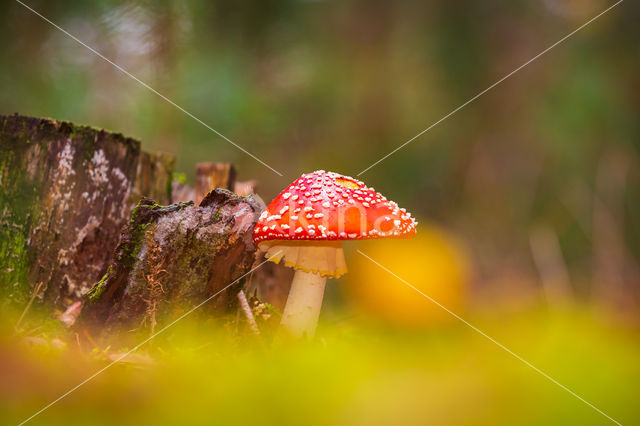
[195, 162, 236, 204]
[170, 163, 289, 310]
[0, 113, 173, 311]
[79, 189, 263, 339]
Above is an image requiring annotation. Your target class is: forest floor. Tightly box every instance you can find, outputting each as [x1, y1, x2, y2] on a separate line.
[1, 305, 638, 426]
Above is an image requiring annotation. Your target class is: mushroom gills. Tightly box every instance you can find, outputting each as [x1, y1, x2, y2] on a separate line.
[260, 240, 347, 278]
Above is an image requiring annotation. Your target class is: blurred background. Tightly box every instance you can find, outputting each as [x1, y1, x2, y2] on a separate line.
[1, 0, 639, 424]
[2, 0, 639, 316]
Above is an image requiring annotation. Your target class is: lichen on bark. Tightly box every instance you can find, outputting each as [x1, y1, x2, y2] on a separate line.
[0, 114, 174, 312]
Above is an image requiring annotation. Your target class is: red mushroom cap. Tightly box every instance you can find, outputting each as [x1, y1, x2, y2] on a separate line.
[254, 170, 417, 245]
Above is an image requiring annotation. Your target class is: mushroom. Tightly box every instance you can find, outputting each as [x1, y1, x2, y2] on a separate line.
[254, 170, 417, 337]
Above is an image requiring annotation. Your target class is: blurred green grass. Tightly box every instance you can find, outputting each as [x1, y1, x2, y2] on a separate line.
[1, 308, 638, 426]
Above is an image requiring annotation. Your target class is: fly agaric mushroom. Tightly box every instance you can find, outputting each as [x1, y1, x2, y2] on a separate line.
[254, 170, 416, 337]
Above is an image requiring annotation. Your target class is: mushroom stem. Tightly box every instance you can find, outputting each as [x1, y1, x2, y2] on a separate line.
[280, 270, 327, 338]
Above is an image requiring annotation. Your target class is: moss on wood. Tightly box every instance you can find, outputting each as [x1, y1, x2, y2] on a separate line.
[0, 113, 174, 312]
[79, 189, 263, 343]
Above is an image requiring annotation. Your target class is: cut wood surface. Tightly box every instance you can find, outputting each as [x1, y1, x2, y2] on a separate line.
[0, 114, 173, 311]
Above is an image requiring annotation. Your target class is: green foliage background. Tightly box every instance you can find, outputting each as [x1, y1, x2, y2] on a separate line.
[2, 0, 638, 297]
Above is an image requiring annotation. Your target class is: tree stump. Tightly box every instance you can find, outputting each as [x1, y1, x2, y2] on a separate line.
[195, 162, 236, 204]
[0, 114, 173, 312]
[79, 189, 263, 340]
[234, 180, 258, 196]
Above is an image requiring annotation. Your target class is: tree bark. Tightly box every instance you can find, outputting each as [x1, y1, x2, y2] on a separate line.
[0, 113, 173, 311]
[169, 163, 289, 311]
[79, 189, 262, 340]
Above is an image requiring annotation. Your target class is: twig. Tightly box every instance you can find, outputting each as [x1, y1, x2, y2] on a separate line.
[82, 328, 98, 349]
[75, 332, 82, 351]
[237, 290, 261, 336]
[15, 282, 44, 331]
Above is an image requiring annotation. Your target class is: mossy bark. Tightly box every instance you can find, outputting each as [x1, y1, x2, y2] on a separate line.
[79, 189, 263, 340]
[0, 113, 174, 312]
